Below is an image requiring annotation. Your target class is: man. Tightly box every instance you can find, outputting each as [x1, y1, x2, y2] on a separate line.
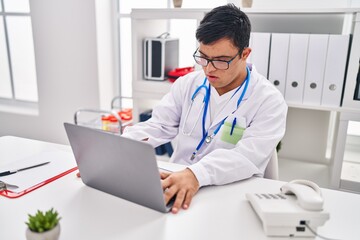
[123, 4, 287, 214]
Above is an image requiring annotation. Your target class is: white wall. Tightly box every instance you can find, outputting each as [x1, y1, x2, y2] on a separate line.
[0, 0, 112, 144]
[95, 0, 118, 109]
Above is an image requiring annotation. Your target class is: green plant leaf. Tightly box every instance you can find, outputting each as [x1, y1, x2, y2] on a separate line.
[25, 208, 61, 233]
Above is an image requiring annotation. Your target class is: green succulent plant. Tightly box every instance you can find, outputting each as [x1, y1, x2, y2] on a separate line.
[26, 208, 61, 233]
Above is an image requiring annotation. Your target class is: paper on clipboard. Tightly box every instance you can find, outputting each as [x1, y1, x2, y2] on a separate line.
[0, 151, 77, 194]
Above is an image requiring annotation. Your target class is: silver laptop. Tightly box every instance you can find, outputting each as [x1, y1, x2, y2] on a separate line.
[64, 122, 173, 213]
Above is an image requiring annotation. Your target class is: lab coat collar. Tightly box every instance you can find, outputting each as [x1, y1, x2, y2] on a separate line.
[209, 67, 258, 128]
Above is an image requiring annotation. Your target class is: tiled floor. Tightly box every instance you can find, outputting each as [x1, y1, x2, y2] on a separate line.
[340, 144, 360, 192]
[342, 145, 360, 182]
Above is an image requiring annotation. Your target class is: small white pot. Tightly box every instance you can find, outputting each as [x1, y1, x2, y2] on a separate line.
[26, 224, 60, 240]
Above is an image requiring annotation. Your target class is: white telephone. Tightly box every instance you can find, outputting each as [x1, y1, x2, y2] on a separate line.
[246, 180, 330, 237]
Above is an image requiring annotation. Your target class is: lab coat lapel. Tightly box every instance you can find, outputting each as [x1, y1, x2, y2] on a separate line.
[209, 73, 254, 129]
[209, 98, 237, 128]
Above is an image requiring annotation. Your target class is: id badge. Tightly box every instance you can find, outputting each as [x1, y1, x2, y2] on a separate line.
[220, 117, 246, 145]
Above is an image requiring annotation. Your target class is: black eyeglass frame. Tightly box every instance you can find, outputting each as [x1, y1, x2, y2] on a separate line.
[192, 48, 243, 70]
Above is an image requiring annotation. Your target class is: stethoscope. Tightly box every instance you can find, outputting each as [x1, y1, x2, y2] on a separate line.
[182, 66, 251, 160]
[181, 77, 211, 138]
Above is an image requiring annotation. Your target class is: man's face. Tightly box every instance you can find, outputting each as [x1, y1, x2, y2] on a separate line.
[197, 38, 251, 95]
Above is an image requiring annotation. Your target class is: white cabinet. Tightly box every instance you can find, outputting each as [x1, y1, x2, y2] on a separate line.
[131, 8, 360, 192]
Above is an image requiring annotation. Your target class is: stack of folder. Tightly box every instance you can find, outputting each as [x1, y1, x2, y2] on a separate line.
[248, 32, 350, 108]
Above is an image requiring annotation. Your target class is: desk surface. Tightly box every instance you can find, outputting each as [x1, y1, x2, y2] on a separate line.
[0, 136, 359, 240]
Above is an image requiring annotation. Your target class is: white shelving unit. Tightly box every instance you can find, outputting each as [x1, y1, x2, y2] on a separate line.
[131, 8, 360, 192]
[131, 9, 205, 122]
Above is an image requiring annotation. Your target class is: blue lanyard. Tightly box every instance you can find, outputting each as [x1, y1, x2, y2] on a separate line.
[190, 66, 251, 160]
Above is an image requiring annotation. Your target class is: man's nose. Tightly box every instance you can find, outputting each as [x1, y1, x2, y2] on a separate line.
[205, 61, 216, 72]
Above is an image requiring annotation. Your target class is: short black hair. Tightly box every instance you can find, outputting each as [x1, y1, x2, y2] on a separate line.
[196, 4, 251, 51]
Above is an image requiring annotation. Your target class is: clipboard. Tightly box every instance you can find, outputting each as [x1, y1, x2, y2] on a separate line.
[0, 151, 78, 199]
[0, 167, 78, 199]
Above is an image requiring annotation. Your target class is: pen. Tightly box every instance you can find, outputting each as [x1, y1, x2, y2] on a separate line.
[0, 161, 50, 177]
[230, 117, 237, 135]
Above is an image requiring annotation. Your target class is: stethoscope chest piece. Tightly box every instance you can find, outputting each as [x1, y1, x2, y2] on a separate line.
[205, 136, 212, 144]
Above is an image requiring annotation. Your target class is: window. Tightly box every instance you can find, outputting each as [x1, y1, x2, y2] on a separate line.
[0, 0, 38, 103]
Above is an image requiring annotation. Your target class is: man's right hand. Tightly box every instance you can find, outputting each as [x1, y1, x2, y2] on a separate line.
[160, 168, 200, 214]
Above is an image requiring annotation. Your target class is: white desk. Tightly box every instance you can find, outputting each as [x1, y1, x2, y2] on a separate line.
[0, 136, 359, 240]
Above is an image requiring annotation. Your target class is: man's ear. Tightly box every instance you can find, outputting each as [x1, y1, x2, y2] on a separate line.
[241, 47, 251, 60]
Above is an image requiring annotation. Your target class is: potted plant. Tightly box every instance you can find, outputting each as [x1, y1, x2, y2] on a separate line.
[25, 208, 61, 240]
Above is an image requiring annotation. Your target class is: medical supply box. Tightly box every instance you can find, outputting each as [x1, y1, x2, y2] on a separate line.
[143, 37, 179, 81]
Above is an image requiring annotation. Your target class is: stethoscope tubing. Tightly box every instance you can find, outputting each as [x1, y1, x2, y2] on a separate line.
[182, 78, 209, 136]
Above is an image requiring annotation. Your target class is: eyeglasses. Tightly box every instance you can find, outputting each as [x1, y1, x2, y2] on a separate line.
[193, 48, 242, 70]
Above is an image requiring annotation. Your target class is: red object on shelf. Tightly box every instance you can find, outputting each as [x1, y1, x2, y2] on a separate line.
[167, 66, 195, 82]
[109, 115, 118, 122]
[118, 108, 132, 121]
[101, 115, 110, 122]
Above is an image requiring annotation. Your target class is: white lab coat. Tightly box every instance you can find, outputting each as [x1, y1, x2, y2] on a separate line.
[123, 66, 288, 187]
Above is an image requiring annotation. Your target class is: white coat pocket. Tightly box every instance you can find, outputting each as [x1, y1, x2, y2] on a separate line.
[220, 116, 246, 145]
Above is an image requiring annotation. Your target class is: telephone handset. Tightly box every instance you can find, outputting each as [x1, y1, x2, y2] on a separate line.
[280, 179, 324, 211]
[246, 179, 330, 237]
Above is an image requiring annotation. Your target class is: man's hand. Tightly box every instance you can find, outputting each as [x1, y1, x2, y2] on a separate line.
[160, 168, 199, 214]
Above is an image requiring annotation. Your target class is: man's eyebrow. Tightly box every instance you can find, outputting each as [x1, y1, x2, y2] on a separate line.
[198, 50, 232, 59]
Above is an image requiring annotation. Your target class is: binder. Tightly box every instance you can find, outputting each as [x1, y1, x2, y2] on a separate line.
[285, 34, 309, 104]
[248, 32, 271, 77]
[321, 34, 350, 107]
[268, 33, 290, 96]
[303, 34, 329, 106]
